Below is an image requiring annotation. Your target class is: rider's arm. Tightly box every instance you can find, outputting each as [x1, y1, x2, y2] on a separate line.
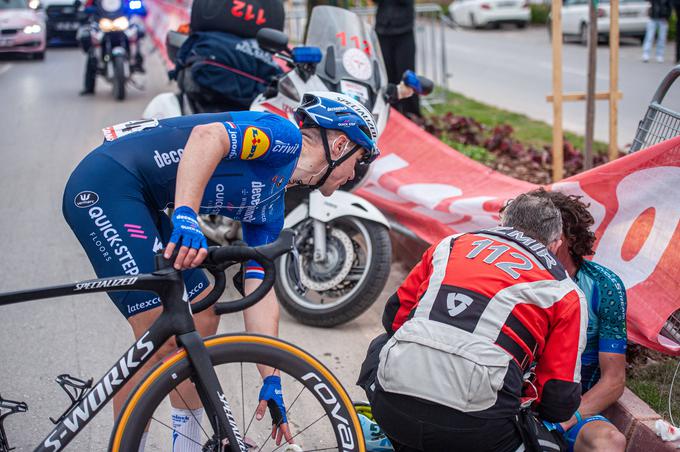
[560, 352, 626, 430]
[561, 264, 627, 429]
[173, 123, 230, 211]
[382, 244, 435, 334]
[164, 122, 230, 268]
[240, 220, 282, 350]
[533, 288, 588, 423]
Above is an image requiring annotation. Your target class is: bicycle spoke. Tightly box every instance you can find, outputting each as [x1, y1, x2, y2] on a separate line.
[171, 387, 211, 441]
[282, 381, 306, 418]
[300, 448, 344, 452]
[149, 416, 204, 447]
[243, 405, 259, 438]
[270, 412, 329, 452]
[241, 362, 245, 429]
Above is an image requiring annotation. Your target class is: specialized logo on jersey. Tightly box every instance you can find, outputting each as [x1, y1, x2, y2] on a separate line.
[241, 127, 270, 160]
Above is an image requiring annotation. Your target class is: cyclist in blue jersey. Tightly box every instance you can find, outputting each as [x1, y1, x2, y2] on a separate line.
[531, 189, 627, 452]
[62, 92, 380, 450]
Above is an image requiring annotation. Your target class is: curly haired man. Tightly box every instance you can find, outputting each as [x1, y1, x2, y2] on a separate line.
[530, 189, 628, 452]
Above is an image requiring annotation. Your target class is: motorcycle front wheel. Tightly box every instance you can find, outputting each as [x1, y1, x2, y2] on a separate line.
[275, 217, 391, 327]
[112, 54, 126, 101]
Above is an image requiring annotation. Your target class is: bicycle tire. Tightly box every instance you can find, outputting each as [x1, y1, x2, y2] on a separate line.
[109, 334, 365, 452]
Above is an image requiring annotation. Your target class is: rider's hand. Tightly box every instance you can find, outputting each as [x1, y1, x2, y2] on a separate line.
[164, 206, 208, 270]
[256, 375, 294, 446]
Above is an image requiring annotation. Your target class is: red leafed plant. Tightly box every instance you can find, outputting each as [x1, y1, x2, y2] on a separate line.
[411, 113, 622, 184]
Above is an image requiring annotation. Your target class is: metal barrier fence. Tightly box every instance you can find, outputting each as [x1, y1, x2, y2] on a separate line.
[284, 4, 451, 106]
[631, 65, 680, 152]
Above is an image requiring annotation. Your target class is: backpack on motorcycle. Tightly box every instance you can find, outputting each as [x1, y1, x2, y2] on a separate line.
[190, 0, 284, 38]
[172, 31, 283, 111]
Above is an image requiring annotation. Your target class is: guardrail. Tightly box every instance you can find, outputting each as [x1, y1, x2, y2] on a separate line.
[285, 4, 452, 106]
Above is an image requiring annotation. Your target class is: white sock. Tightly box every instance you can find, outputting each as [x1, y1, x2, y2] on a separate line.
[138, 431, 148, 452]
[171, 408, 204, 452]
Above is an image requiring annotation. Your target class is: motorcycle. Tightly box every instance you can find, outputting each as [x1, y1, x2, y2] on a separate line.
[78, 0, 145, 100]
[142, 6, 432, 327]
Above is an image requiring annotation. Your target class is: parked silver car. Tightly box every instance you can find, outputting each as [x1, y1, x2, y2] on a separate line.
[449, 0, 531, 29]
[557, 0, 649, 44]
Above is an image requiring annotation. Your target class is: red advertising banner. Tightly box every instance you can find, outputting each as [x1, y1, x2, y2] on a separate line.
[360, 110, 680, 354]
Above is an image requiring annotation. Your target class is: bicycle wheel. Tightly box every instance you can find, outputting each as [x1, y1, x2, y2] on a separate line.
[110, 334, 364, 452]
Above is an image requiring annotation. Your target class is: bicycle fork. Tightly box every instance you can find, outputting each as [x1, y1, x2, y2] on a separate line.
[179, 332, 247, 452]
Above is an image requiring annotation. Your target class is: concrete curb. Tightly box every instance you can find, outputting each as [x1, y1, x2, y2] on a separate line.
[604, 388, 680, 451]
[390, 232, 679, 451]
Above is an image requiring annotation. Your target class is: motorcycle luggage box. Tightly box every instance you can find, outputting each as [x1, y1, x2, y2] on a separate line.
[190, 0, 284, 38]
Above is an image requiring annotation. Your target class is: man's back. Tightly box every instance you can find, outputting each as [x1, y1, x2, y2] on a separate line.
[379, 227, 587, 421]
[576, 260, 627, 391]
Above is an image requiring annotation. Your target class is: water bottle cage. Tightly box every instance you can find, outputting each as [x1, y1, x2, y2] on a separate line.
[49, 374, 93, 425]
[0, 393, 28, 452]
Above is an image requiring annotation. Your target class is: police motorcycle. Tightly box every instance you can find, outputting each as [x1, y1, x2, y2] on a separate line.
[77, 0, 146, 100]
[142, 6, 432, 327]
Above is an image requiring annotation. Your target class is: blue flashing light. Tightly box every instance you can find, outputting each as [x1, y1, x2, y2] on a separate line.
[129, 0, 143, 10]
[292, 46, 322, 64]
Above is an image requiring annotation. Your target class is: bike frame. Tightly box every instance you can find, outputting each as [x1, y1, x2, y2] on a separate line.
[0, 259, 246, 452]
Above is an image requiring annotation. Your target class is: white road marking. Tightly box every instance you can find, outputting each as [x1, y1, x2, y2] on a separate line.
[0, 64, 13, 76]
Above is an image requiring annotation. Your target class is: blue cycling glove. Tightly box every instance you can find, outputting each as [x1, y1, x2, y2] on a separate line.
[402, 70, 423, 95]
[169, 206, 208, 251]
[258, 375, 288, 425]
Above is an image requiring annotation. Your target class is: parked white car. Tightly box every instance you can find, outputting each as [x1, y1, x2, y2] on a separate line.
[559, 0, 648, 43]
[449, 0, 531, 29]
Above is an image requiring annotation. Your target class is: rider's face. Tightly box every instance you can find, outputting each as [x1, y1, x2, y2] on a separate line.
[318, 135, 364, 196]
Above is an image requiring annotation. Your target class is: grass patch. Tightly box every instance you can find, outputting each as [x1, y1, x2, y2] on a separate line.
[429, 89, 610, 155]
[627, 357, 680, 422]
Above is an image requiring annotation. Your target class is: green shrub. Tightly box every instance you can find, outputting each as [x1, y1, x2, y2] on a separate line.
[451, 141, 497, 164]
[530, 3, 550, 25]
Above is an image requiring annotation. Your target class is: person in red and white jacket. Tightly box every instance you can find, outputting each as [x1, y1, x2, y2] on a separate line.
[357, 191, 588, 452]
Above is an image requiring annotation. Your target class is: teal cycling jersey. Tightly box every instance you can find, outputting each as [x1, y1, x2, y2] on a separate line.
[574, 260, 627, 392]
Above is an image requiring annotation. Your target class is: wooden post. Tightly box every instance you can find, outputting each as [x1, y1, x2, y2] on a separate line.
[609, 0, 620, 160]
[584, 0, 597, 170]
[552, 0, 564, 181]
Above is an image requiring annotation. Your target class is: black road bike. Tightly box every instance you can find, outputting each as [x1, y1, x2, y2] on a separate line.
[0, 230, 364, 452]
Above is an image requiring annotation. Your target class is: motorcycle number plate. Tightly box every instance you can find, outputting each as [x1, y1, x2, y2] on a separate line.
[102, 118, 159, 141]
[55, 21, 80, 30]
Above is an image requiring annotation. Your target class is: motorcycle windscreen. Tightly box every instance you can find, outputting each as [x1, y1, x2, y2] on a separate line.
[305, 6, 387, 109]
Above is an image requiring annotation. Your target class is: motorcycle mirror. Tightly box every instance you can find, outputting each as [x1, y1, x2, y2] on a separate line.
[256, 28, 289, 54]
[166, 30, 189, 63]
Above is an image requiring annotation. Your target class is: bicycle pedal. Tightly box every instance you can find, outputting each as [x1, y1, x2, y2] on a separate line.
[49, 374, 93, 424]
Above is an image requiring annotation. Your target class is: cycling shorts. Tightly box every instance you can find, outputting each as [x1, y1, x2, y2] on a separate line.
[62, 153, 210, 318]
[563, 415, 611, 452]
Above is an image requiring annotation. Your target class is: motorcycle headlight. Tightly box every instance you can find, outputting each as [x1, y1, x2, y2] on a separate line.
[98, 16, 128, 31]
[23, 24, 42, 34]
[98, 18, 114, 32]
[113, 16, 129, 30]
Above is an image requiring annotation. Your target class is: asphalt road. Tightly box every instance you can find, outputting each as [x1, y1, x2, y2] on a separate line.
[434, 25, 680, 147]
[0, 46, 402, 450]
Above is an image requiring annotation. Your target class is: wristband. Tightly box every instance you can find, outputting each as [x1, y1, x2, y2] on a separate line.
[574, 410, 583, 423]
